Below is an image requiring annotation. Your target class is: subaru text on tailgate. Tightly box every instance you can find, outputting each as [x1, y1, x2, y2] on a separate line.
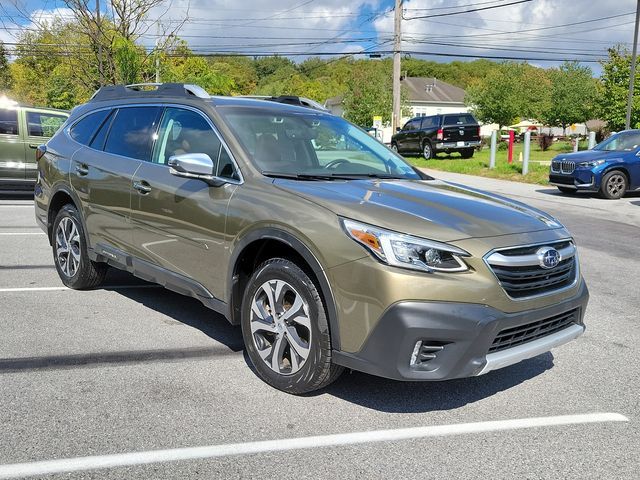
[35, 83, 588, 394]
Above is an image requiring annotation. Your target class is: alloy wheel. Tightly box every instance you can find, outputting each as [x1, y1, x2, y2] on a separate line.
[606, 174, 626, 197]
[55, 217, 81, 278]
[423, 143, 432, 159]
[249, 279, 312, 376]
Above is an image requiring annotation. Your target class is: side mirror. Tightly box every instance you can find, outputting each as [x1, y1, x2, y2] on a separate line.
[167, 153, 226, 187]
[396, 127, 401, 132]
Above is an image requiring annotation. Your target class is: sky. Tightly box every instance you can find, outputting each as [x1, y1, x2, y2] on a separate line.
[0, 0, 638, 76]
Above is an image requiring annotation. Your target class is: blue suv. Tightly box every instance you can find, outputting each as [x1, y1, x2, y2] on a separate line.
[549, 130, 640, 199]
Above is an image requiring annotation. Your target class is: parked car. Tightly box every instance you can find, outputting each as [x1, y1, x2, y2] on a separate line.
[0, 99, 69, 191]
[391, 113, 481, 159]
[35, 83, 588, 394]
[549, 129, 640, 199]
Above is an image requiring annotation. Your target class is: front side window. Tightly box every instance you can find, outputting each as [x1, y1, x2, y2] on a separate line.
[152, 107, 239, 180]
[219, 108, 420, 179]
[26, 111, 67, 137]
[70, 109, 112, 145]
[0, 108, 19, 135]
[104, 107, 162, 161]
[594, 131, 640, 152]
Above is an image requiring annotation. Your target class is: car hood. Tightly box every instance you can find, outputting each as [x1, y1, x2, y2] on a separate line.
[273, 178, 563, 242]
[553, 149, 626, 162]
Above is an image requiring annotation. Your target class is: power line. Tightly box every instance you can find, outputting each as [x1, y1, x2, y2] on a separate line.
[404, 0, 533, 20]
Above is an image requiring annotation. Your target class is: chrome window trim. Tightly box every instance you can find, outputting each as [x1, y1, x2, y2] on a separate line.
[483, 238, 580, 301]
[64, 102, 244, 185]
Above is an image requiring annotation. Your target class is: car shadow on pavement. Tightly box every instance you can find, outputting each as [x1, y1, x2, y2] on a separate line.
[535, 188, 640, 200]
[315, 352, 554, 413]
[103, 269, 245, 353]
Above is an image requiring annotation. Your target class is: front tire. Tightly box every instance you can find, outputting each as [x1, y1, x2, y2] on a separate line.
[52, 204, 107, 289]
[241, 258, 343, 394]
[599, 170, 627, 199]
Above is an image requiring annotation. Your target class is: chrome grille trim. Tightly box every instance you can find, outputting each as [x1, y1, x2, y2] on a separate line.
[551, 159, 575, 174]
[484, 239, 579, 300]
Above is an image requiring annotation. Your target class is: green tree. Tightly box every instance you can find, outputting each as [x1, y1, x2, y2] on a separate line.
[465, 62, 549, 128]
[599, 46, 640, 131]
[343, 60, 409, 127]
[0, 41, 12, 91]
[164, 56, 235, 95]
[542, 61, 598, 134]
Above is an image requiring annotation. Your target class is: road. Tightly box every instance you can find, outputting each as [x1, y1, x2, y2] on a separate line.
[0, 173, 637, 479]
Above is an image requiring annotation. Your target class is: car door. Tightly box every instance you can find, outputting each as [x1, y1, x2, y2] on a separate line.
[70, 106, 162, 255]
[396, 119, 418, 153]
[129, 106, 241, 299]
[24, 109, 68, 181]
[0, 107, 26, 183]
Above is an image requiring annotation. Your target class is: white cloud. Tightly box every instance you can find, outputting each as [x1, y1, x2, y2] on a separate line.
[373, 0, 639, 75]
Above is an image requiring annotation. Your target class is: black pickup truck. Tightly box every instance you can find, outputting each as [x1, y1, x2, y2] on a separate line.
[391, 113, 481, 159]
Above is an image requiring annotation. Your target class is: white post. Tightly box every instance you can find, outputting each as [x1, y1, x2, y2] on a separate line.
[573, 137, 579, 152]
[588, 131, 597, 149]
[523, 131, 531, 176]
[489, 130, 497, 169]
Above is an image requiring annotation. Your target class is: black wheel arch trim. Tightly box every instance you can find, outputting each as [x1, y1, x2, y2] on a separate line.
[228, 227, 341, 351]
[47, 184, 89, 247]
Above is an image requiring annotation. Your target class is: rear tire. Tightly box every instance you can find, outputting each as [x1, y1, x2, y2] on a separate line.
[241, 258, 343, 394]
[52, 204, 107, 289]
[460, 148, 474, 159]
[422, 141, 434, 160]
[599, 170, 627, 199]
[391, 143, 398, 153]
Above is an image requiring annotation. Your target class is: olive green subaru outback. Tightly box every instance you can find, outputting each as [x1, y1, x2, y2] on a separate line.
[35, 84, 588, 394]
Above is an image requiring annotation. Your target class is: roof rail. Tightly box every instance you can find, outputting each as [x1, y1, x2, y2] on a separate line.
[239, 95, 328, 112]
[90, 83, 210, 102]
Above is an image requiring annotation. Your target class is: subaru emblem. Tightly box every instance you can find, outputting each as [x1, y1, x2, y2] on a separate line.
[537, 247, 561, 269]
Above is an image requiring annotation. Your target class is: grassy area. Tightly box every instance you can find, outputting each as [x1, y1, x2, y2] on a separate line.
[406, 140, 582, 185]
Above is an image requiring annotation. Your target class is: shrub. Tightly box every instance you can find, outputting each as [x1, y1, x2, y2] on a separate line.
[538, 133, 554, 151]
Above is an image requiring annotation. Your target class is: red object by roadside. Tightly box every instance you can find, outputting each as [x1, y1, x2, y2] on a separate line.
[508, 130, 515, 164]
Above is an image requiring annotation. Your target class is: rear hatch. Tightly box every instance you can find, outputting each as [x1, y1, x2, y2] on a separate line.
[441, 113, 480, 142]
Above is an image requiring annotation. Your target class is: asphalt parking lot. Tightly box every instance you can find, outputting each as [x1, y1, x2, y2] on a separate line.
[0, 173, 638, 479]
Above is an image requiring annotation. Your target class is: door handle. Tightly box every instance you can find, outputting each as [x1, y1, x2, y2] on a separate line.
[133, 181, 152, 194]
[29, 143, 39, 149]
[75, 164, 89, 176]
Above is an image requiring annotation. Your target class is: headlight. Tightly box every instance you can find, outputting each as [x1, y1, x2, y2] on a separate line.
[577, 159, 605, 167]
[341, 218, 470, 273]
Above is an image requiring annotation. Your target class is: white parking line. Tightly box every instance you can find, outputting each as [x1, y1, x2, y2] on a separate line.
[0, 233, 45, 236]
[0, 285, 160, 293]
[0, 413, 628, 479]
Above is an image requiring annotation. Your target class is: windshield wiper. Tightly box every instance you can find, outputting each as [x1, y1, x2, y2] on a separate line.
[262, 171, 408, 181]
[262, 171, 339, 181]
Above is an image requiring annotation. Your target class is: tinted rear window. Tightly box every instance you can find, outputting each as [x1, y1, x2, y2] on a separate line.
[443, 114, 476, 126]
[26, 111, 67, 137]
[104, 107, 162, 161]
[70, 109, 112, 145]
[0, 109, 19, 135]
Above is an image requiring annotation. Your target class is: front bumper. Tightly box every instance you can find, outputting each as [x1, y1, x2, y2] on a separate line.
[332, 281, 588, 381]
[549, 172, 598, 191]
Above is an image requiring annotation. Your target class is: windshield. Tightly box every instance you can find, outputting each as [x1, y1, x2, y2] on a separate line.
[594, 131, 640, 152]
[219, 108, 420, 180]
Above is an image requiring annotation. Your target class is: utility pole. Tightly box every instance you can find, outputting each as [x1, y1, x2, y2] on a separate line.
[626, 0, 640, 130]
[392, 0, 402, 133]
[96, 0, 102, 86]
[155, 22, 162, 83]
